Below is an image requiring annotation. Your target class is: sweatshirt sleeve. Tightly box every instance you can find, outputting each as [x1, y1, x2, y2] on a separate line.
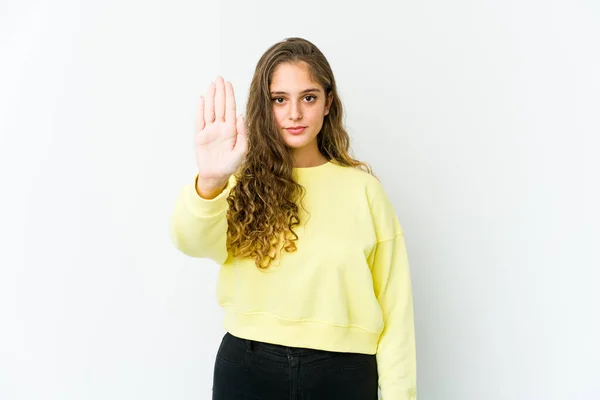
[367, 181, 417, 399]
[169, 173, 237, 264]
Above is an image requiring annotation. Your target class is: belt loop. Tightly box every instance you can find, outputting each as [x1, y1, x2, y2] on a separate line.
[245, 339, 254, 353]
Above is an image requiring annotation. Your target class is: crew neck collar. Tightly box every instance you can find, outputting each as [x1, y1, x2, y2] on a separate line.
[292, 160, 333, 170]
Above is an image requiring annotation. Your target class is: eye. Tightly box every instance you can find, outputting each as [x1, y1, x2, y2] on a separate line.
[305, 95, 317, 102]
[272, 97, 284, 104]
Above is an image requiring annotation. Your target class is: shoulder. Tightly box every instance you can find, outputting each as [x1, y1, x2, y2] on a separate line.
[330, 163, 388, 202]
[335, 165, 403, 241]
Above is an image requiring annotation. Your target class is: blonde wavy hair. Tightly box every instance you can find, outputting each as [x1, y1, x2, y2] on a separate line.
[226, 37, 375, 270]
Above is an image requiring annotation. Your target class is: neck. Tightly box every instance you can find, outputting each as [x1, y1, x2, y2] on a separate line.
[291, 144, 328, 168]
[293, 153, 328, 168]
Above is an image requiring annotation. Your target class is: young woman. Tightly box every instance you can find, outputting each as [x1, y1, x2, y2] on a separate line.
[170, 37, 417, 400]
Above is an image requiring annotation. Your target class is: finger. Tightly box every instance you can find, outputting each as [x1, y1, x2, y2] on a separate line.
[196, 96, 205, 132]
[204, 81, 216, 123]
[225, 81, 236, 125]
[214, 76, 225, 121]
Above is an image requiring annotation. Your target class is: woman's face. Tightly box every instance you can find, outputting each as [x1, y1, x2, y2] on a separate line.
[270, 61, 332, 155]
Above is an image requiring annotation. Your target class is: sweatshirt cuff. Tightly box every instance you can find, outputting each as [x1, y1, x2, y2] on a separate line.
[183, 174, 231, 218]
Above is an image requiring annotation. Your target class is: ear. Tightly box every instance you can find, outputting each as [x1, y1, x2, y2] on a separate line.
[324, 92, 333, 116]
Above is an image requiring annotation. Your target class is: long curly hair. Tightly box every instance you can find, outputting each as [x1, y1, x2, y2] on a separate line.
[226, 37, 375, 270]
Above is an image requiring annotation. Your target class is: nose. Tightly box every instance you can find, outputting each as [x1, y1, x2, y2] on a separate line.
[288, 100, 302, 121]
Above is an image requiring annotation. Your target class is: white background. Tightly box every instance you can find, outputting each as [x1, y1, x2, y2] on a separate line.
[1, 0, 598, 399]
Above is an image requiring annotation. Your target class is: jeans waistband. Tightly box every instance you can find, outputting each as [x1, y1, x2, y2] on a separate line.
[227, 332, 333, 356]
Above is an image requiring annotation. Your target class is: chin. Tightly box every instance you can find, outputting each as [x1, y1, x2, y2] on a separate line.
[281, 134, 310, 148]
[283, 138, 313, 149]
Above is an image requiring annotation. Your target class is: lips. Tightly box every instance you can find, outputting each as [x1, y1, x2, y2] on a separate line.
[286, 127, 306, 135]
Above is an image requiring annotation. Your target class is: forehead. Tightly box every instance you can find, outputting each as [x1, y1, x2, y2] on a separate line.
[270, 62, 320, 92]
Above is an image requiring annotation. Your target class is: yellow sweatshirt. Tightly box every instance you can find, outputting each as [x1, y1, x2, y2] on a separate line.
[169, 160, 417, 399]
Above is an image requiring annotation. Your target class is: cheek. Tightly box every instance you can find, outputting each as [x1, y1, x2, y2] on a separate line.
[307, 109, 326, 124]
[272, 107, 284, 121]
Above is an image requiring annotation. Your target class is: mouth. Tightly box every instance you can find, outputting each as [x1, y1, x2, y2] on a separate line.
[286, 126, 306, 135]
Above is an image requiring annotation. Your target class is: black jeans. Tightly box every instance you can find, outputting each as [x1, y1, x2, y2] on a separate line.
[212, 332, 378, 399]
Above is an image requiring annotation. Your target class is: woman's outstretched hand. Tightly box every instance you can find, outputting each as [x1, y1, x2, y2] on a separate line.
[194, 76, 248, 198]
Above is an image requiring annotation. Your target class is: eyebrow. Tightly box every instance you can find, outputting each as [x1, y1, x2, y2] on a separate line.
[270, 88, 321, 95]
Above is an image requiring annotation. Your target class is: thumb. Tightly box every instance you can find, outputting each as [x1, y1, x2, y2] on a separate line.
[236, 114, 247, 136]
[235, 115, 248, 154]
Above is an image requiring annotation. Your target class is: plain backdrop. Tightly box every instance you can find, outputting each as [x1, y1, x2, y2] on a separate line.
[1, 0, 598, 399]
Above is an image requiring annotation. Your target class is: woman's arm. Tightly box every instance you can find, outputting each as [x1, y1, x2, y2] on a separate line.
[169, 173, 236, 264]
[367, 178, 417, 399]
